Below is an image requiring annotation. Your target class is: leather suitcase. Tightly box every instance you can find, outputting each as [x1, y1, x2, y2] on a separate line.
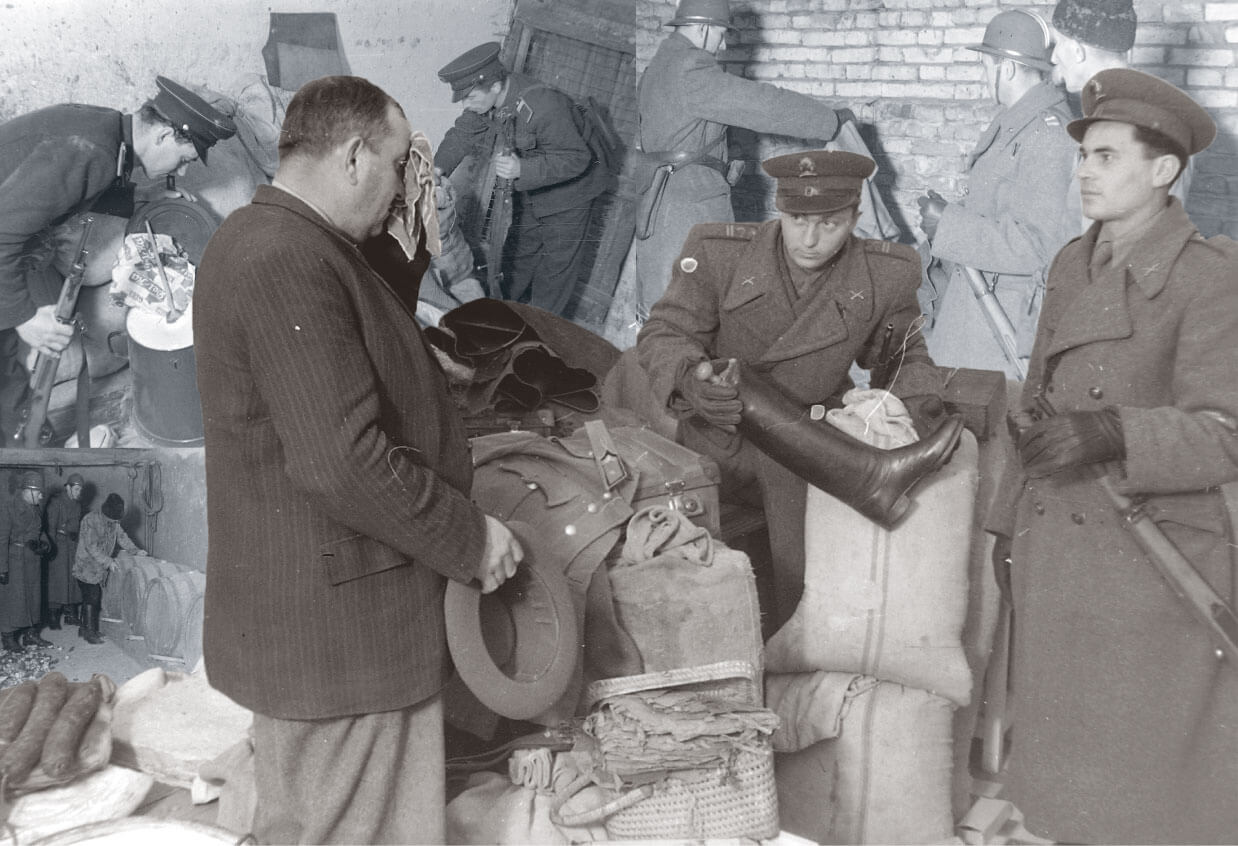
[606, 426, 722, 538]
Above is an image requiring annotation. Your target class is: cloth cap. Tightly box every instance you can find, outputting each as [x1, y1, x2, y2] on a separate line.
[66, 474, 85, 487]
[1068, 68, 1217, 156]
[1053, 0, 1137, 52]
[762, 150, 875, 215]
[151, 76, 238, 164]
[667, 0, 735, 29]
[968, 10, 1053, 72]
[19, 471, 43, 492]
[102, 493, 125, 521]
[444, 521, 578, 721]
[438, 43, 506, 103]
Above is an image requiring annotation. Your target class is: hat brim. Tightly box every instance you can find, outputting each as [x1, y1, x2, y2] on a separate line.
[667, 15, 735, 28]
[966, 44, 1052, 73]
[444, 522, 578, 721]
[451, 86, 470, 103]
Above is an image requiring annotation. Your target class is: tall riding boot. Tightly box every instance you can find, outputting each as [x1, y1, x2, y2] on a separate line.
[22, 627, 52, 648]
[80, 605, 104, 645]
[734, 362, 964, 528]
[63, 603, 81, 627]
[1, 631, 24, 654]
[47, 604, 62, 630]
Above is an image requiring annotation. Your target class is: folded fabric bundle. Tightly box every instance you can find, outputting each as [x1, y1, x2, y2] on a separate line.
[619, 505, 713, 566]
[581, 689, 778, 788]
[387, 130, 441, 259]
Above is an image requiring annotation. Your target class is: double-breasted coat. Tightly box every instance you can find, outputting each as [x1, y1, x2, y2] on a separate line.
[0, 492, 48, 632]
[195, 186, 488, 721]
[436, 73, 609, 315]
[987, 199, 1238, 844]
[44, 491, 81, 605]
[637, 220, 942, 626]
[634, 32, 845, 314]
[924, 81, 1077, 377]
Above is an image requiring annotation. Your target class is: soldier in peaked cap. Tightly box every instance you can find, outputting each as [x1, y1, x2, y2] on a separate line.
[638, 149, 954, 632]
[632, 0, 859, 323]
[0, 470, 53, 652]
[44, 472, 85, 631]
[987, 69, 1238, 845]
[0, 76, 236, 444]
[434, 42, 609, 317]
[917, 8, 1076, 379]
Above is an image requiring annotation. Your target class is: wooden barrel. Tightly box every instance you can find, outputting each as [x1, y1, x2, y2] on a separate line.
[120, 559, 189, 637]
[141, 570, 206, 659]
[180, 593, 205, 672]
[101, 556, 133, 622]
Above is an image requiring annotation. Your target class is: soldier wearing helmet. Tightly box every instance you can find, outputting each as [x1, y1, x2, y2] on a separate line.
[634, 0, 859, 321]
[916, 9, 1077, 379]
[0, 470, 53, 652]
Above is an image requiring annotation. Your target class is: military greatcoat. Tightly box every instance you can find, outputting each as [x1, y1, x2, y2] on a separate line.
[634, 32, 844, 314]
[637, 220, 942, 627]
[0, 492, 48, 632]
[987, 199, 1238, 844]
[44, 491, 81, 606]
[436, 72, 609, 315]
[924, 81, 1077, 378]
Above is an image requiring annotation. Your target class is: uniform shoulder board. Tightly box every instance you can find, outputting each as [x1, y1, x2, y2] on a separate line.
[1043, 113, 1062, 128]
[864, 239, 916, 263]
[515, 95, 535, 123]
[693, 222, 757, 241]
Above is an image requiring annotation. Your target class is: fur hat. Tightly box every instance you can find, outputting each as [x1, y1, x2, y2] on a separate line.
[102, 493, 126, 521]
[1053, 0, 1137, 52]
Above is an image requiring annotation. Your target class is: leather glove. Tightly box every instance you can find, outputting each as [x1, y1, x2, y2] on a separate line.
[832, 108, 857, 137]
[902, 394, 949, 439]
[677, 359, 742, 431]
[1017, 407, 1125, 477]
[917, 190, 947, 242]
[991, 533, 1013, 606]
[0, 573, 7, 586]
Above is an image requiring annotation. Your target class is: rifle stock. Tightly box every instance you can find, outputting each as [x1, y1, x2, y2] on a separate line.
[17, 215, 95, 447]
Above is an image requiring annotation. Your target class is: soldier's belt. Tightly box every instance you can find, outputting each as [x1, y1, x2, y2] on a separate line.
[640, 149, 728, 176]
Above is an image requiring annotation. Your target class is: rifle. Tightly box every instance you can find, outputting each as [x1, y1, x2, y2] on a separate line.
[960, 264, 1028, 380]
[1033, 394, 1238, 666]
[484, 111, 516, 299]
[15, 215, 95, 448]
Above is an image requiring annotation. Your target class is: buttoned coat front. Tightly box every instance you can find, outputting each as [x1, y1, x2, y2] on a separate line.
[988, 200, 1238, 844]
[195, 186, 487, 721]
[634, 32, 844, 312]
[924, 81, 1076, 377]
[45, 492, 81, 605]
[0, 493, 46, 631]
[637, 220, 941, 626]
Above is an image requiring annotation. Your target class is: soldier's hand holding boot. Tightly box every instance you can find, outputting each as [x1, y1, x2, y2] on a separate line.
[902, 394, 949, 439]
[1017, 408, 1125, 477]
[677, 359, 742, 432]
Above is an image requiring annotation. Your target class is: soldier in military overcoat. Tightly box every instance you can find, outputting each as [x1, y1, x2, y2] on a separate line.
[44, 472, 84, 629]
[0, 471, 52, 652]
[435, 43, 610, 316]
[917, 10, 1076, 377]
[638, 151, 948, 630]
[988, 70, 1238, 844]
[634, 0, 856, 317]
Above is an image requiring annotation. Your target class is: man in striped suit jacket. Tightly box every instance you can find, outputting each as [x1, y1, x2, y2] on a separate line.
[194, 76, 522, 845]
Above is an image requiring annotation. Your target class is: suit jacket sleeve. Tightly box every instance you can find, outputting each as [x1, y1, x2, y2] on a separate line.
[0, 138, 115, 329]
[238, 239, 485, 583]
[513, 89, 591, 192]
[932, 120, 1077, 276]
[680, 54, 841, 142]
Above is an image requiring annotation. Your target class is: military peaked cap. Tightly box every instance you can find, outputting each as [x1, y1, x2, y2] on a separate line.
[1068, 68, 1217, 156]
[151, 76, 237, 164]
[762, 150, 875, 215]
[438, 42, 507, 103]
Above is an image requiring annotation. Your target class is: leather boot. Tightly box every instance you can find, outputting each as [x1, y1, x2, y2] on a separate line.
[63, 604, 81, 627]
[80, 605, 104, 645]
[22, 627, 52, 648]
[47, 604, 62, 630]
[734, 362, 964, 528]
[1, 631, 24, 654]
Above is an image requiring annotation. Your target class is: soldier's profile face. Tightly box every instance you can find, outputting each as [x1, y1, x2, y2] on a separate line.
[462, 82, 502, 114]
[1050, 32, 1089, 93]
[779, 207, 859, 272]
[1076, 121, 1164, 223]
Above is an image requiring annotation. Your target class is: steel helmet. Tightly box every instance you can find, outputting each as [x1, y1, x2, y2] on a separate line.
[967, 10, 1054, 72]
[667, 0, 735, 30]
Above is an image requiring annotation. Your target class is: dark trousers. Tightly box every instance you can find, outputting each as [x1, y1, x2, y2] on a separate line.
[76, 579, 102, 609]
[504, 200, 595, 317]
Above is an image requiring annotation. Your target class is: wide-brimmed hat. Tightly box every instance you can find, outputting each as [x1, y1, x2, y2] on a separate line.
[444, 521, 578, 720]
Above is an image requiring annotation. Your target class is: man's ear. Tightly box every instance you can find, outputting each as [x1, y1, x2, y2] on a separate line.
[153, 124, 175, 147]
[1150, 153, 1181, 189]
[342, 135, 365, 184]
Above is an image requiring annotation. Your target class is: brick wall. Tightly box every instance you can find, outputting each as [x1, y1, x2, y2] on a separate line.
[636, 0, 1238, 240]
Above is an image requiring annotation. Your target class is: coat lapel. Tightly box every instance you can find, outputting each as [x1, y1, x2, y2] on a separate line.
[762, 237, 870, 363]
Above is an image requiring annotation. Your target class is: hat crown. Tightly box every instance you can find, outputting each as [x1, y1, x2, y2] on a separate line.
[1068, 68, 1217, 156]
[19, 471, 43, 491]
[762, 150, 875, 215]
[1052, 0, 1137, 52]
[437, 43, 506, 102]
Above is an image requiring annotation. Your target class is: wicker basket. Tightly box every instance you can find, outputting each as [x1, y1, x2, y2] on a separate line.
[603, 743, 779, 841]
